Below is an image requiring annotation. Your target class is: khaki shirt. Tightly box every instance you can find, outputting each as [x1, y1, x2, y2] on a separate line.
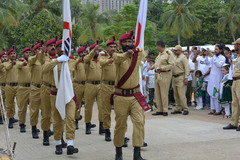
[0, 63, 6, 83]
[152, 48, 175, 71]
[172, 53, 190, 79]
[84, 50, 101, 81]
[114, 50, 146, 89]
[17, 60, 31, 84]
[73, 59, 86, 82]
[233, 55, 240, 77]
[42, 58, 59, 86]
[5, 61, 18, 83]
[69, 58, 76, 80]
[29, 55, 42, 84]
[99, 52, 116, 81]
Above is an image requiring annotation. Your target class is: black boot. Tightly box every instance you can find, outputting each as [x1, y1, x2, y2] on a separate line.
[122, 137, 129, 147]
[0, 116, 3, 124]
[32, 126, 39, 139]
[12, 117, 18, 123]
[115, 147, 122, 160]
[8, 118, 13, 128]
[99, 122, 105, 134]
[86, 123, 91, 134]
[90, 122, 96, 128]
[20, 124, 26, 133]
[61, 138, 67, 148]
[76, 120, 79, 130]
[67, 145, 78, 155]
[43, 131, 49, 146]
[105, 129, 111, 141]
[134, 147, 145, 160]
[55, 145, 62, 155]
[47, 129, 53, 137]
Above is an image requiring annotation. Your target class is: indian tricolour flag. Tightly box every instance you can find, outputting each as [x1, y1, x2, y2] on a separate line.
[56, 0, 74, 120]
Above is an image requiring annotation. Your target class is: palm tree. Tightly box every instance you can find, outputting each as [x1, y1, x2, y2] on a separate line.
[161, 0, 201, 45]
[217, 0, 240, 41]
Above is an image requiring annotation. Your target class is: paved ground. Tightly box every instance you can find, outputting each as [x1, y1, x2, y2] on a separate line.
[1, 103, 240, 160]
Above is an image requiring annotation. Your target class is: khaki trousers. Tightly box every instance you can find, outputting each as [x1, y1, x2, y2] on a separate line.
[40, 84, 51, 131]
[100, 83, 114, 129]
[113, 95, 145, 147]
[5, 85, 17, 119]
[73, 83, 85, 120]
[17, 86, 30, 124]
[155, 72, 172, 113]
[84, 83, 102, 123]
[50, 95, 75, 140]
[0, 86, 6, 117]
[230, 80, 240, 126]
[29, 86, 41, 126]
[172, 76, 188, 111]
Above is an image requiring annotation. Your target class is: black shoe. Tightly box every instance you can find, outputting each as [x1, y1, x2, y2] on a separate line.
[90, 122, 96, 128]
[168, 107, 172, 110]
[122, 137, 129, 147]
[12, 117, 18, 123]
[236, 125, 240, 131]
[183, 110, 189, 115]
[32, 126, 39, 139]
[55, 145, 62, 155]
[163, 112, 168, 116]
[43, 131, 50, 146]
[86, 123, 91, 134]
[171, 110, 182, 114]
[76, 115, 82, 121]
[76, 120, 79, 130]
[223, 124, 237, 130]
[105, 129, 111, 142]
[8, 118, 13, 128]
[0, 116, 3, 124]
[152, 112, 163, 116]
[37, 129, 40, 132]
[115, 147, 122, 160]
[20, 124, 26, 133]
[134, 147, 145, 160]
[47, 129, 53, 137]
[143, 142, 148, 147]
[61, 138, 67, 148]
[67, 145, 78, 155]
[99, 122, 105, 135]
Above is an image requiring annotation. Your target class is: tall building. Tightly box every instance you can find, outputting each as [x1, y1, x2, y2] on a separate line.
[81, 0, 133, 14]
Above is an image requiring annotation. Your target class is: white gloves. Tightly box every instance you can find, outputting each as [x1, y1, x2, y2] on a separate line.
[57, 55, 69, 62]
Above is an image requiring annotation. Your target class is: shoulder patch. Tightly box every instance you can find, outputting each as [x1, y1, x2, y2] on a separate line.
[100, 51, 107, 56]
[69, 55, 77, 60]
[166, 50, 170, 55]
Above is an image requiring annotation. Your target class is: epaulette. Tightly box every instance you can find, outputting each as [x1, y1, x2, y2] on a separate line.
[18, 58, 24, 61]
[166, 50, 170, 55]
[69, 55, 77, 60]
[100, 51, 107, 56]
[49, 55, 58, 59]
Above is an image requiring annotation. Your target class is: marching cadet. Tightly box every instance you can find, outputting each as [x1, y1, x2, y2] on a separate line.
[16, 45, 33, 133]
[99, 36, 117, 141]
[0, 49, 8, 125]
[149, 40, 175, 116]
[73, 44, 88, 129]
[84, 40, 104, 135]
[112, 31, 147, 160]
[39, 37, 58, 146]
[171, 45, 190, 115]
[42, 39, 78, 155]
[5, 45, 19, 128]
[28, 40, 44, 138]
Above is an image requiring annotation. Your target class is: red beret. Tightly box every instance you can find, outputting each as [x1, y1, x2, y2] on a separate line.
[0, 48, 6, 58]
[106, 36, 117, 46]
[55, 39, 62, 47]
[7, 45, 16, 55]
[78, 44, 88, 54]
[89, 40, 99, 51]
[33, 40, 44, 52]
[46, 36, 58, 46]
[119, 30, 135, 42]
[22, 44, 34, 53]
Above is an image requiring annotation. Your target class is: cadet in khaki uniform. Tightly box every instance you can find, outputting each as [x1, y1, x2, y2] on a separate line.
[72, 45, 88, 129]
[39, 37, 58, 146]
[223, 38, 240, 130]
[171, 45, 190, 115]
[84, 41, 104, 135]
[16, 46, 32, 133]
[0, 49, 8, 124]
[113, 31, 146, 160]
[150, 40, 175, 116]
[99, 36, 117, 142]
[5, 45, 19, 128]
[43, 39, 78, 155]
[28, 40, 44, 138]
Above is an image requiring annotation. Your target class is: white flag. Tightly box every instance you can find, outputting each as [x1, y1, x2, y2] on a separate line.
[56, 0, 74, 120]
[135, 0, 148, 94]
